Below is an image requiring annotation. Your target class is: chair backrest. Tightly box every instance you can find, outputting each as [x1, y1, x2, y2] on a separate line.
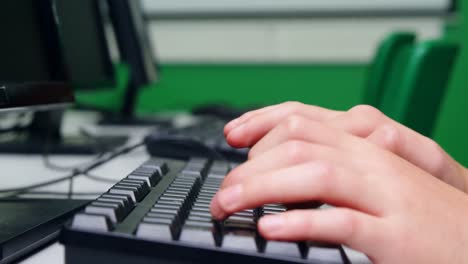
[379, 40, 460, 137]
[363, 32, 416, 107]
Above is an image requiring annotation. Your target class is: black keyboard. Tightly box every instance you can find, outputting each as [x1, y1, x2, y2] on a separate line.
[60, 157, 350, 264]
[145, 119, 249, 162]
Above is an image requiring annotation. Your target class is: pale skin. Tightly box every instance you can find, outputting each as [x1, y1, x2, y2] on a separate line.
[209, 102, 468, 264]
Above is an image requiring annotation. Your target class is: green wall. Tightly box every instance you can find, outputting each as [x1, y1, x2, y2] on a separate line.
[137, 64, 366, 112]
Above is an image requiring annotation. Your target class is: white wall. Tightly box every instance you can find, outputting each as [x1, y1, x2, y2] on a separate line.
[147, 18, 443, 63]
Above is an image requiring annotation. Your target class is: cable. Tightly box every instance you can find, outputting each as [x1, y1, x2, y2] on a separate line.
[68, 176, 74, 199]
[10, 191, 104, 197]
[0, 141, 145, 198]
[83, 172, 118, 184]
[41, 128, 109, 172]
[42, 153, 104, 172]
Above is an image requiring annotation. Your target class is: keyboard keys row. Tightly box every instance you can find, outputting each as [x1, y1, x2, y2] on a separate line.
[136, 171, 202, 240]
[71, 160, 169, 231]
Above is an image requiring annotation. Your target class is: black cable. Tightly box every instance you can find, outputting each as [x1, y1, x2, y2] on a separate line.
[41, 127, 109, 172]
[0, 141, 145, 198]
[83, 172, 118, 184]
[42, 152, 105, 172]
[11, 191, 104, 197]
[68, 176, 74, 199]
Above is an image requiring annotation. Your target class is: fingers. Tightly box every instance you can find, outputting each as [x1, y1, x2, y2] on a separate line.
[221, 140, 339, 189]
[241, 104, 460, 190]
[211, 161, 383, 220]
[258, 208, 382, 259]
[224, 104, 280, 135]
[225, 102, 341, 148]
[248, 115, 357, 158]
[326, 105, 456, 182]
[325, 105, 391, 137]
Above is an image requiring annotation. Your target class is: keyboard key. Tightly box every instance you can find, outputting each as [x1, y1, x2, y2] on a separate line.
[180, 223, 216, 246]
[131, 168, 161, 180]
[100, 193, 135, 209]
[151, 207, 179, 216]
[116, 182, 148, 201]
[128, 174, 160, 187]
[222, 231, 261, 252]
[109, 187, 138, 203]
[121, 178, 150, 190]
[209, 162, 230, 175]
[188, 211, 212, 219]
[264, 241, 303, 259]
[137, 221, 174, 240]
[143, 160, 169, 175]
[96, 197, 126, 211]
[85, 202, 123, 224]
[71, 213, 113, 232]
[307, 243, 346, 263]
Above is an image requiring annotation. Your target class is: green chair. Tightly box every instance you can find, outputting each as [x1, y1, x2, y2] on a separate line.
[379, 40, 460, 137]
[363, 32, 416, 107]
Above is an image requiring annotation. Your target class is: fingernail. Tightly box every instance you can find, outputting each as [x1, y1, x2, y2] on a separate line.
[210, 194, 227, 219]
[225, 118, 241, 131]
[228, 123, 246, 138]
[217, 184, 243, 212]
[260, 215, 285, 235]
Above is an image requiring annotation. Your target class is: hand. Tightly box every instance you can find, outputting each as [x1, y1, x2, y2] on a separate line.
[223, 102, 468, 192]
[211, 117, 468, 263]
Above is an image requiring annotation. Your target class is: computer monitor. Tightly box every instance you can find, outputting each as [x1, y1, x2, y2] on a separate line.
[0, 1, 131, 262]
[53, 0, 116, 90]
[0, 0, 72, 139]
[106, 0, 159, 120]
[0, 0, 126, 154]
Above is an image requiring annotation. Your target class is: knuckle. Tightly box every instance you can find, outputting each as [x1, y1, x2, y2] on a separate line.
[337, 209, 359, 241]
[283, 101, 304, 110]
[425, 138, 447, 176]
[377, 124, 400, 153]
[285, 210, 316, 235]
[282, 115, 306, 138]
[307, 161, 335, 193]
[283, 140, 308, 164]
[348, 105, 384, 122]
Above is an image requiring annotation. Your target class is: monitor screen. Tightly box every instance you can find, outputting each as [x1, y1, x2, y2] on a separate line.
[53, 0, 116, 90]
[0, 0, 74, 111]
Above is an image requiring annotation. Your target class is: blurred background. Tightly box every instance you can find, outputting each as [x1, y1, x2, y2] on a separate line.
[75, 0, 467, 164]
[0, 1, 465, 262]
